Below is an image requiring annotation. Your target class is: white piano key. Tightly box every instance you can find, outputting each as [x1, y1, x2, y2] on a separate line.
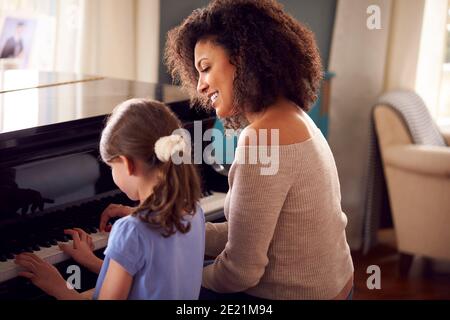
[200, 191, 226, 220]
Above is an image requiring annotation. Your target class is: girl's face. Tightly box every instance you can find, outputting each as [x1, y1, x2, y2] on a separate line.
[195, 39, 236, 118]
[109, 157, 139, 201]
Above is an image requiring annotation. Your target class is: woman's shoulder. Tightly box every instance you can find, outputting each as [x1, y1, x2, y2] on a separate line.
[238, 110, 317, 147]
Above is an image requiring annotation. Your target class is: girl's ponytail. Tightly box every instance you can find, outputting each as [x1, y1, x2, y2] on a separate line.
[135, 160, 201, 237]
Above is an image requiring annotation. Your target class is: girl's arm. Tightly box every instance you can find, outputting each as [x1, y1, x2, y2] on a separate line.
[79, 288, 95, 300]
[98, 258, 132, 300]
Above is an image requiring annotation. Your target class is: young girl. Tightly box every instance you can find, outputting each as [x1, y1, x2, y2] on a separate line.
[14, 98, 205, 300]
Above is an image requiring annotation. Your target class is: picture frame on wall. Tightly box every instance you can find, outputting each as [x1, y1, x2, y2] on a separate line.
[0, 16, 37, 69]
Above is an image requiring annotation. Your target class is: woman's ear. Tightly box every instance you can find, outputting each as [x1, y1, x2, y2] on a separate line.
[119, 155, 135, 176]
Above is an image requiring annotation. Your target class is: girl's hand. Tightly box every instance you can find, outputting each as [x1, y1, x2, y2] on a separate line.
[99, 204, 134, 232]
[14, 252, 71, 299]
[59, 228, 102, 273]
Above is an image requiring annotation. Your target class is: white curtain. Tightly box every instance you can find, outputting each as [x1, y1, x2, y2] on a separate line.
[385, 0, 448, 118]
[77, 0, 136, 79]
[55, 0, 160, 82]
[415, 0, 448, 118]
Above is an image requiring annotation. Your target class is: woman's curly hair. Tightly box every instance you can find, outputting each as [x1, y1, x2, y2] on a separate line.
[165, 0, 323, 121]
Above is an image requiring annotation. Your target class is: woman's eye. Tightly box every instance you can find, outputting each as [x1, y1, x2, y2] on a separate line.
[201, 66, 210, 73]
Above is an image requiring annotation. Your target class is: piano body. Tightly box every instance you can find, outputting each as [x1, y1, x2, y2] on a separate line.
[0, 71, 228, 299]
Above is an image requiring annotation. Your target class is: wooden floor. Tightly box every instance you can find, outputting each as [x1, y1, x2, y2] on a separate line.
[352, 229, 450, 300]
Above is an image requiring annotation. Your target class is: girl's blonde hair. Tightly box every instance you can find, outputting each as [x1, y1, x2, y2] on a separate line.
[100, 98, 201, 237]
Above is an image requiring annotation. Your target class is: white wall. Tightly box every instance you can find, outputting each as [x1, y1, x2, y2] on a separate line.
[136, 0, 160, 83]
[328, 0, 392, 250]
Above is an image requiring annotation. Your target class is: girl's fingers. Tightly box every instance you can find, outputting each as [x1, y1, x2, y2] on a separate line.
[73, 228, 88, 242]
[99, 204, 133, 231]
[64, 229, 81, 248]
[17, 252, 42, 263]
[88, 237, 95, 250]
[15, 258, 37, 272]
[18, 271, 34, 279]
[99, 204, 118, 231]
[59, 243, 74, 255]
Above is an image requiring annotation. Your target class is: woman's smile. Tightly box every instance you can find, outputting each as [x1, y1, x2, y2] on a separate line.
[195, 39, 236, 118]
[210, 91, 219, 105]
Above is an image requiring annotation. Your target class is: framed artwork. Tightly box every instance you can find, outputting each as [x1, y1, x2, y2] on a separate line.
[0, 16, 37, 68]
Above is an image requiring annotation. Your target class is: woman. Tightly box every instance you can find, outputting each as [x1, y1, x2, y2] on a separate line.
[165, 0, 354, 300]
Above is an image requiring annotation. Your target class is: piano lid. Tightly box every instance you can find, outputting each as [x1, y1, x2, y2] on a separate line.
[0, 71, 196, 135]
[0, 71, 215, 166]
[0, 70, 103, 94]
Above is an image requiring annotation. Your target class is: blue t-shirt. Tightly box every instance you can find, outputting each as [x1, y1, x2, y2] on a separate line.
[93, 206, 205, 300]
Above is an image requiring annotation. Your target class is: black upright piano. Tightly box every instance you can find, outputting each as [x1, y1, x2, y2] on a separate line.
[0, 71, 228, 299]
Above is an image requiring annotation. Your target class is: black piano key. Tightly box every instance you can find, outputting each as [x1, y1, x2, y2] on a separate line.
[202, 189, 212, 197]
[0, 194, 135, 270]
[64, 222, 76, 230]
[39, 240, 52, 248]
[12, 248, 25, 255]
[54, 234, 65, 241]
[86, 226, 97, 234]
[22, 232, 40, 246]
[24, 247, 34, 253]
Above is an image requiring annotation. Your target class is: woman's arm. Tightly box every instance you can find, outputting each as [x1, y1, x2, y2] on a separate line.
[98, 259, 132, 300]
[205, 221, 228, 257]
[202, 158, 292, 293]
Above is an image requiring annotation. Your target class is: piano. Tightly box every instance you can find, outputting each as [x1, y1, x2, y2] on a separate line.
[0, 71, 228, 299]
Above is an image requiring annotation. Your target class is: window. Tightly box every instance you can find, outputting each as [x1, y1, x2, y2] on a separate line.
[437, 1, 450, 122]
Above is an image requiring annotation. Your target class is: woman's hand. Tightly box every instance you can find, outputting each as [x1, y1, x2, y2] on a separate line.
[99, 204, 134, 232]
[14, 252, 76, 299]
[59, 228, 103, 274]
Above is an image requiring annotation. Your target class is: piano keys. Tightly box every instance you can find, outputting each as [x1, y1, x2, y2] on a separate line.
[0, 71, 228, 299]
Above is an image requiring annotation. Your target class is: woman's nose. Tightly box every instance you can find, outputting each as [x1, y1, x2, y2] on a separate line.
[197, 76, 208, 95]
